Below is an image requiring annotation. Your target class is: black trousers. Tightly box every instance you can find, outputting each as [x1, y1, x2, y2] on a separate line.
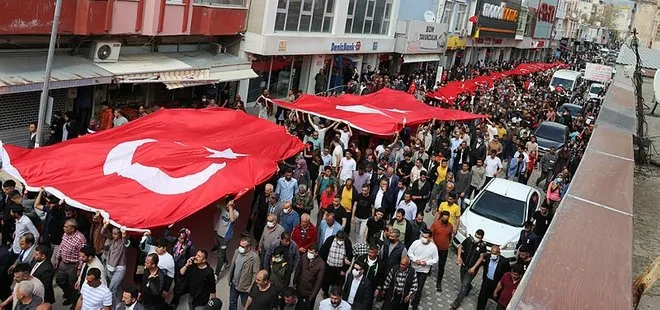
[436, 249, 449, 289]
[322, 266, 345, 297]
[477, 277, 498, 310]
[536, 170, 550, 186]
[382, 294, 410, 310]
[298, 294, 316, 310]
[411, 272, 428, 309]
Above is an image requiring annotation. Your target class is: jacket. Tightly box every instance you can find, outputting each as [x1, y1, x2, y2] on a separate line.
[291, 223, 318, 252]
[294, 255, 325, 298]
[470, 165, 487, 190]
[383, 266, 417, 299]
[228, 249, 260, 293]
[31, 259, 55, 304]
[357, 254, 387, 290]
[319, 236, 353, 271]
[263, 240, 300, 271]
[481, 254, 511, 283]
[116, 302, 146, 310]
[380, 240, 407, 270]
[270, 260, 292, 291]
[292, 192, 314, 214]
[409, 179, 432, 208]
[540, 153, 558, 172]
[370, 187, 395, 214]
[317, 220, 343, 247]
[342, 274, 373, 310]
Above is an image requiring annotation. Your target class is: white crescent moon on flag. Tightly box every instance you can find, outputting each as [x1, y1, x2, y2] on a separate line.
[103, 139, 245, 195]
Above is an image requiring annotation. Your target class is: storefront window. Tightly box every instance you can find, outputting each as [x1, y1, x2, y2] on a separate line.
[248, 56, 304, 101]
[275, 0, 335, 32]
[345, 0, 392, 34]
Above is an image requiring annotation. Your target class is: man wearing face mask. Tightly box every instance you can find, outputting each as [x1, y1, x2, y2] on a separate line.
[228, 237, 260, 310]
[380, 227, 408, 271]
[450, 229, 487, 309]
[280, 202, 300, 234]
[263, 232, 300, 272]
[408, 229, 439, 310]
[357, 244, 386, 298]
[294, 244, 324, 310]
[258, 214, 285, 256]
[476, 245, 510, 310]
[319, 231, 353, 297]
[342, 261, 373, 309]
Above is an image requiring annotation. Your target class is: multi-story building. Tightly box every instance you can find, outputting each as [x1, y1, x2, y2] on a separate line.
[632, 0, 660, 49]
[0, 0, 253, 145]
[464, 0, 523, 64]
[241, 0, 400, 100]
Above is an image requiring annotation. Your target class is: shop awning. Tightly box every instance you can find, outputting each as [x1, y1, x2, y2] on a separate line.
[97, 52, 257, 88]
[0, 52, 113, 95]
[403, 54, 441, 64]
[163, 69, 258, 90]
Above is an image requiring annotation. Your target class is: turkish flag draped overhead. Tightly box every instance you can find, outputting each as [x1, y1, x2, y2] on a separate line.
[270, 88, 486, 135]
[427, 62, 566, 102]
[0, 108, 304, 231]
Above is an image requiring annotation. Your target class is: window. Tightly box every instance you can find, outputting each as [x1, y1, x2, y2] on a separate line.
[192, 0, 245, 6]
[345, 0, 392, 34]
[517, 9, 528, 33]
[455, 3, 467, 31]
[441, 1, 452, 24]
[275, 0, 336, 32]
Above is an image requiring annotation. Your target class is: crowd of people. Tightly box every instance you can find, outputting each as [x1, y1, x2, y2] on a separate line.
[8, 52, 606, 310]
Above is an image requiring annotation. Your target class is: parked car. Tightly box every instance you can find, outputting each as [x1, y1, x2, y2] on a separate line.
[587, 83, 605, 100]
[534, 121, 569, 156]
[558, 103, 583, 117]
[455, 178, 542, 261]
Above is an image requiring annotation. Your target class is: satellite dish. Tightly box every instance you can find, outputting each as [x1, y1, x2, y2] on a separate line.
[424, 11, 436, 22]
[97, 45, 112, 60]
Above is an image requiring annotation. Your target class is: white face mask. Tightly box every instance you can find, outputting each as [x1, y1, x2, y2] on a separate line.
[238, 247, 247, 254]
[421, 237, 430, 244]
[266, 221, 276, 228]
[352, 269, 361, 277]
[274, 256, 283, 263]
[336, 240, 344, 246]
[307, 252, 316, 260]
[491, 254, 499, 261]
[283, 208, 291, 214]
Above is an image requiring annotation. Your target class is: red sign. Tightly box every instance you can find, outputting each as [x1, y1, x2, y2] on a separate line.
[537, 3, 556, 23]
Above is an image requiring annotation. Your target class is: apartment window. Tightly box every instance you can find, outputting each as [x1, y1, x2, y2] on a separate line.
[275, 0, 336, 32]
[192, 0, 245, 6]
[441, 1, 452, 24]
[455, 3, 467, 31]
[345, 0, 392, 34]
[517, 9, 528, 33]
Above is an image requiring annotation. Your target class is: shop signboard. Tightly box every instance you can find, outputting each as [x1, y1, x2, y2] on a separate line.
[402, 21, 449, 53]
[532, 0, 558, 39]
[474, 0, 522, 39]
[446, 35, 467, 50]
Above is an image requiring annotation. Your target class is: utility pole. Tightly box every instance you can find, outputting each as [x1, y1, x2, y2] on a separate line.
[35, 0, 64, 148]
[632, 28, 647, 164]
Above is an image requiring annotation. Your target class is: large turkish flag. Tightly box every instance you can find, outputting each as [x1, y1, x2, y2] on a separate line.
[0, 108, 304, 231]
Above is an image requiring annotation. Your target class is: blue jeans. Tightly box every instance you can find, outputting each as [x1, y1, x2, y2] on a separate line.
[229, 283, 249, 310]
[453, 265, 476, 306]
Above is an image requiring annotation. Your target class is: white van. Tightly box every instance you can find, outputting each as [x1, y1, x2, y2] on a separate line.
[549, 69, 583, 93]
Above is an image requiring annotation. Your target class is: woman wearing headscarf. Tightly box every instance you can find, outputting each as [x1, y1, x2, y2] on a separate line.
[293, 158, 311, 189]
[164, 225, 196, 308]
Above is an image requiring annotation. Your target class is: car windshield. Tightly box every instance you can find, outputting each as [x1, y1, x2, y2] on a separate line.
[550, 77, 574, 90]
[589, 85, 603, 94]
[470, 190, 526, 227]
[535, 124, 566, 142]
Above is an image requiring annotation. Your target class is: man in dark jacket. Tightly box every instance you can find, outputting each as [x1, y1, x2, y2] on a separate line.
[476, 245, 511, 310]
[319, 231, 353, 297]
[357, 244, 387, 296]
[409, 172, 432, 210]
[294, 244, 324, 310]
[380, 227, 407, 271]
[381, 256, 418, 310]
[516, 221, 540, 256]
[388, 209, 414, 248]
[30, 245, 55, 304]
[342, 261, 373, 310]
[141, 253, 167, 310]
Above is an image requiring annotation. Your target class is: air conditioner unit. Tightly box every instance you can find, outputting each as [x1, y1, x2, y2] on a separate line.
[90, 41, 121, 63]
[209, 42, 225, 55]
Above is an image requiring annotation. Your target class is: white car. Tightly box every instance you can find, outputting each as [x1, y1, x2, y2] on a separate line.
[587, 83, 605, 100]
[454, 178, 541, 262]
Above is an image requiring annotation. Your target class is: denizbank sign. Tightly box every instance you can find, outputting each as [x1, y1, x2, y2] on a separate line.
[330, 41, 362, 52]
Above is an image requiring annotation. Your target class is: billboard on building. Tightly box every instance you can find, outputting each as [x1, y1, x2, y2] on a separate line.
[474, 0, 522, 39]
[532, 0, 558, 39]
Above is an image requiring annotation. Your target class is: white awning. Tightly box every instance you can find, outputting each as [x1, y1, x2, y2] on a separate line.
[163, 69, 258, 90]
[114, 69, 211, 84]
[403, 54, 441, 64]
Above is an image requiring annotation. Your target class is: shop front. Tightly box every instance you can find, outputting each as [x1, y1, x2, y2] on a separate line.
[514, 37, 549, 61]
[527, 0, 558, 61]
[467, 0, 522, 64]
[445, 35, 468, 68]
[392, 20, 449, 79]
[243, 33, 395, 100]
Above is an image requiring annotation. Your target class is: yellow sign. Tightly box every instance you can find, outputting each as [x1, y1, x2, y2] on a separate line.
[446, 36, 467, 50]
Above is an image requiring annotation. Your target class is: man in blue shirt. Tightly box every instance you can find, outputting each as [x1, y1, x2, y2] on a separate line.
[276, 169, 298, 203]
[280, 203, 300, 233]
[476, 245, 510, 310]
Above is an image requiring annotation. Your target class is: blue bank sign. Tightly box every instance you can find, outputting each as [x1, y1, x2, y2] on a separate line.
[330, 41, 362, 52]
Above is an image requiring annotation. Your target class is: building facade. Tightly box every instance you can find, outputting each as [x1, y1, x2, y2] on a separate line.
[0, 0, 254, 146]
[241, 0, 401, 100]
